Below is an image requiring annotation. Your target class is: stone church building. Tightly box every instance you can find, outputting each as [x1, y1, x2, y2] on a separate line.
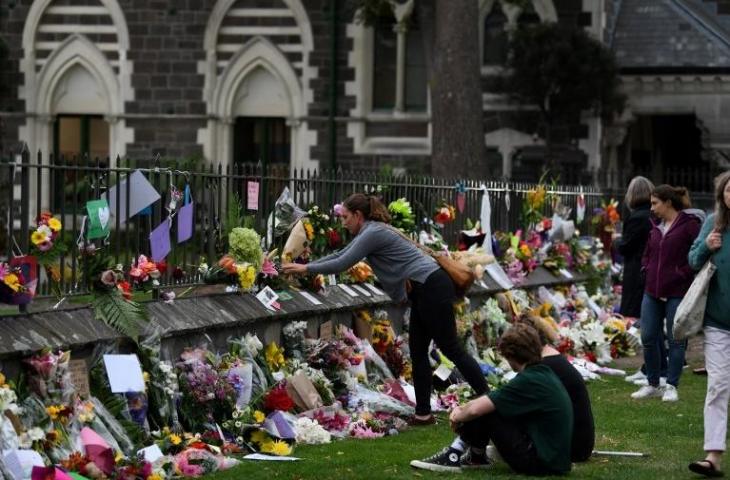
[1, 0, 729, 182]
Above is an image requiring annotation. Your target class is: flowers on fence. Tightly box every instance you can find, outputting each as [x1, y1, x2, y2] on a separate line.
[433, 202, 456, 226]
[0, 263, 27, 295]
[592, 198, 620, 252]
[129, 255, 163, 288]
[30, 212, 67, 266]
[388, 198, 416, 233]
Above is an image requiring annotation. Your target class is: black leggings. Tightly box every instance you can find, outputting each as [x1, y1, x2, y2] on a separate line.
[409, 268, 488, 415]
[458, 412, 552, 476]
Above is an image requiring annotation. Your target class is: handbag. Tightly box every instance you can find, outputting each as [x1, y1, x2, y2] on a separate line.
[673, 259, 717, 341]
[383, 224, 475, 295]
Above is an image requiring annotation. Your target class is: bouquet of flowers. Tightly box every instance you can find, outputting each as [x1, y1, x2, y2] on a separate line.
[592, 199, 620, 252]
[433, 202, 456, 227]
[221, 406, 266, 449]
[176, 349, 237, 430]
[342, 261, 373, 284]
[29, 212, 67, 265]
[25, 350, 74, 405]
[388, 198, 416, 233]
[543, 242, 573, 274]
[128, 255, 163, 290]
[0, 261, 31, 303]
[206, 228, 263, 291]
[303, 205, 344, 258]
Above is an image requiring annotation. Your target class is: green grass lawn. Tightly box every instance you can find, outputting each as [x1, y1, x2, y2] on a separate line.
[210, 371, 713, 480]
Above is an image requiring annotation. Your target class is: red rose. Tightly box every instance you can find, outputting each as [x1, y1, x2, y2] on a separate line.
[263, 384, 295, 412]
[327, 229, 342, 248]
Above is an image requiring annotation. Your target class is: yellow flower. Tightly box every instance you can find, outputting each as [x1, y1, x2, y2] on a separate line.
[31, 231, 46, 245]
[303, 222, 314, 241]
[519, 244, 532, 258]
[0, 373, 6, 387]
[265, 342, 286, 370]
[46, 405, 60, 420]
[115, 451, 124, 463]
[250, 430, 269, 445]
[263, 440, 292, 456]
[253, 410, 265, 423]
[47, 218, 62, 232]
[143, 371, 150, 383]
[4, 273, 21, 292]
[148, 474, 163, 480]
[169, 433, 182, 445]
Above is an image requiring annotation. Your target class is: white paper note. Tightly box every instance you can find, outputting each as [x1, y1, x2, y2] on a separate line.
[351, 284, 371, 297]
[105, 170, 161, 224]
[485, 262, 513, 290]
[256, 286, 280, 310]
[103, 354, 145, 393]
[299, 291, 322, 305]
[138, 445, 164, 463]
[339, 284, 359, 297]
[558, 268, 574, 279]
[434, 364, 453, 381]
[243, 453, 300, 461]
[363, 283, 385, 295]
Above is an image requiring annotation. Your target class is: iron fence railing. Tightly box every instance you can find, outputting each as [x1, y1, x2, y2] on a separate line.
[0, 149, 722, 298]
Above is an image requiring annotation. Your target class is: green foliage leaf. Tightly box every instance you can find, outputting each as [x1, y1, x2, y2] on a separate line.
[92, 290, 148, 343]
[503, 23, 625, 124]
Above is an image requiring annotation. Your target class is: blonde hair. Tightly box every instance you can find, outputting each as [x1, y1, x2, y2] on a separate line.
[714, 171, 730, 233]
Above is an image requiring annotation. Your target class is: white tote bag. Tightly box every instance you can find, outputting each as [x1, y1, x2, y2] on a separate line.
[673, 260, 717, 341]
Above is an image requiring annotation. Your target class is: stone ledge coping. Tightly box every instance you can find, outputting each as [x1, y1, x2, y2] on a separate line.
[0, 266, 587, 359]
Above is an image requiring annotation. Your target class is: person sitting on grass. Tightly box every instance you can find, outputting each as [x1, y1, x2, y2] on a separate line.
[410, 323, 573, 475]
[517, 313, 595, 462]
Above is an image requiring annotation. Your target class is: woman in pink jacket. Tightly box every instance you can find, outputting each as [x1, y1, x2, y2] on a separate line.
[631, 185, 701, 402]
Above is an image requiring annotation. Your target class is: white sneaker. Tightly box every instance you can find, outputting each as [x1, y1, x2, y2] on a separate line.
[662, 384, 679, 402]
[631, 385, 663, 399]
[625, 370, 647, 383]
[633, 377, 667, 387]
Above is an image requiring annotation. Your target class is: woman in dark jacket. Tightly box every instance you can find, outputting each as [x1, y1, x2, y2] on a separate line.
[617, 177, 668, 385]
[617, 176, 654, 318]
[631, 185, 701, 402]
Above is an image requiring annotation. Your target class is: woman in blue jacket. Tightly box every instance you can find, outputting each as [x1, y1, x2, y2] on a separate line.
[688, 171, 730, 478]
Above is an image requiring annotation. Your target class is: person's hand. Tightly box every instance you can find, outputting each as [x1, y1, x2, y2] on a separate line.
[706, 230, 722, 252]
[449, 406, 464, 431]
[281, 263, 307, 275]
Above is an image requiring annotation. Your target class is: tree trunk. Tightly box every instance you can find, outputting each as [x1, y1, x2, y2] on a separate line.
[429, 0, 485, 179]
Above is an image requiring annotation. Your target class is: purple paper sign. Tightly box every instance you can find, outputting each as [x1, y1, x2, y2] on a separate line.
[177, 202, 194, 243]
[149, 220, 171, 262]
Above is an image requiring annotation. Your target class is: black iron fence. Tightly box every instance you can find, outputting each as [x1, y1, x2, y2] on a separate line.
[2, 149, 725, 298]
[0, 150, 615, 297]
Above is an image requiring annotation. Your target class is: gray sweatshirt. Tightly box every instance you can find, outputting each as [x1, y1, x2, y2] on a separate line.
[306, 221, 439, 302]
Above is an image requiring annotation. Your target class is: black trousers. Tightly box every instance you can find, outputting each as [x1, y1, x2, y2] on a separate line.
[409, 268, 488, 415]
[458, 412, 552, 476]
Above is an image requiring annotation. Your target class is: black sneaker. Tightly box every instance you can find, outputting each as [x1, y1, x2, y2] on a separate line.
[410, 447, 463, 473]
[460, 449, 491, 470]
